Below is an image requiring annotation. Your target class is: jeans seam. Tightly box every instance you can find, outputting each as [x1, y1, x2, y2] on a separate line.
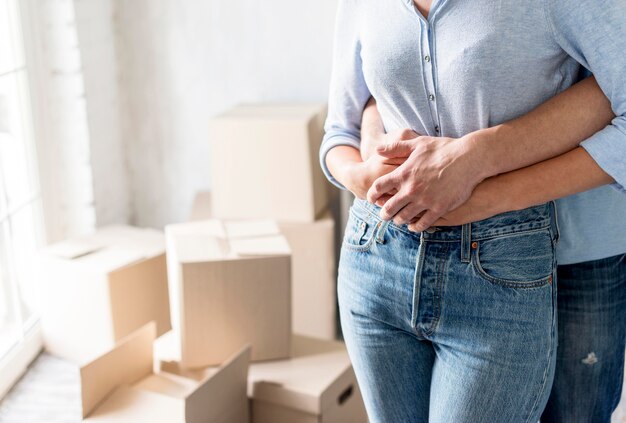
[422, 242, 449, 336]
[411, 234, 427, 330]
[524, 271, 557, 423]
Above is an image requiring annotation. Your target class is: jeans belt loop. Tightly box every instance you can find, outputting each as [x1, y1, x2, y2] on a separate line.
[461, 222, 472, 263]
[376, 220, 391, 244]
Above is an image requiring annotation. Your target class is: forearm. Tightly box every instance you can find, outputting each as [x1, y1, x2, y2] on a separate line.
[473, 76, 614, 179]
[488, 147, 614, 214]
[325, 146, 362, 190]
[360, 97, 385, 160]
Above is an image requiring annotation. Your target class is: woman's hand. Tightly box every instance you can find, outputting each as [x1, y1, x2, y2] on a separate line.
[325, 145, 403, 200]
[344, 154, 404, 200]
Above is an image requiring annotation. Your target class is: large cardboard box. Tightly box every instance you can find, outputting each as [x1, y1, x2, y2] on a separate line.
[209, 103, 331, 222]
[39, 225, 171, 362]
[80, 323, 250, 423]
[166, 218, 292, 367]
[190, 191, 338, 340]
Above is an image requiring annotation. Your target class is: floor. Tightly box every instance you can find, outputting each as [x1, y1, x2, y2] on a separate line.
[0, 352, 625, 422]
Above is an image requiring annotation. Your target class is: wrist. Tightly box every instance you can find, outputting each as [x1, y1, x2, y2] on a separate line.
[462, 127, 502, 181]
[485, 173, 525, 215]
[360, 132, 381, 161]
[336, 160, 364, 194]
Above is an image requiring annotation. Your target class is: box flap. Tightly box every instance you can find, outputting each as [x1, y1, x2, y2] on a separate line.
[171, 233, 230, 262]
[133, 372, 198, 399]
[84, 385, 183, 422]
[89, 225, 165, 252]
[185, 344, 251, 422]
[80, 323, 156, 418]
[166, 220, 226, 238]
[44, 240, 104, 260]
[229, 235, 291, 257]
[224, 220, 280, 239]
[248, 335, 352, 414]
[76, 248, 148, 273]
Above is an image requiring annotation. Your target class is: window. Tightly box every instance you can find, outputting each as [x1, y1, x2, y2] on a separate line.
[0, 0, 44, 397]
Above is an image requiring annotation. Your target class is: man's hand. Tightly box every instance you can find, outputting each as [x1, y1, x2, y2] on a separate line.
[407, 175, 511, 230]
[366, 134, 490, 232]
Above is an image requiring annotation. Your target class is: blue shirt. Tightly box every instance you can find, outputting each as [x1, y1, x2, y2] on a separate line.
[319, 0, 626, 265]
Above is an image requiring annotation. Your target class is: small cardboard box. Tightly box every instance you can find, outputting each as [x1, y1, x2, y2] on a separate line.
[166, 218, 292, 367]
[190, 191, 338, 340]
[154, 334, 368, 423]
[39, 225, 171, 362]
[81, 323, 251, 423]
[248, 335, 368, 423]
[209, 103, 331, 222]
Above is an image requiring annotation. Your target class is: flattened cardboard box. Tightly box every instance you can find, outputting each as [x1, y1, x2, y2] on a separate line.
[80, 323, 250, 423]
[154, 334, 368, 423]
[39, 225, 171, 362]
[190, 191, 338, 340]
[166, 218, 292, 367]
[209, 103, 332, 222]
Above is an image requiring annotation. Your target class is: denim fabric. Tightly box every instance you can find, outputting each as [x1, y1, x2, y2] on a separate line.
[338, 199, 559, 422]
[320, 0, 626, 265]
[541, 253, 626, 423]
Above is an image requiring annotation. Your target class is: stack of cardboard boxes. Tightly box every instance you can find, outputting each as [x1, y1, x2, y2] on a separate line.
[207, 104, 339, 341]
[37, 103, 368, 422]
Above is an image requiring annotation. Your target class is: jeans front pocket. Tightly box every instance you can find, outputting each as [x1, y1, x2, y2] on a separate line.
[471, 228, 555, 288]
[342, 206, 379, 252]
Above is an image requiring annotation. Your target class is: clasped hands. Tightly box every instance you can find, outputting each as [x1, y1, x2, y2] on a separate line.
[355, 129, 496, 232]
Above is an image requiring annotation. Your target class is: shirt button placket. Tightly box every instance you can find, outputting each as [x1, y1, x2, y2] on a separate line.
[421, 23, 440, 136]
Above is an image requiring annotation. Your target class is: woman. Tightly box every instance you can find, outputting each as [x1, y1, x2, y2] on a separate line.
[320, 0, 626, 422]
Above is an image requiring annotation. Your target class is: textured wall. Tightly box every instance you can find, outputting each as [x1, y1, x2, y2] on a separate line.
[113, 0, 338, 228]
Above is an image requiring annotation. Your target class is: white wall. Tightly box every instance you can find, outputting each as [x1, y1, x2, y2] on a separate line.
[75, 0, 130, 228]
[113, 0, 339, 228]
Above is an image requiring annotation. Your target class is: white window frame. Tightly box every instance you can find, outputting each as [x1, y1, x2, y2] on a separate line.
[0, 0, 45, 398]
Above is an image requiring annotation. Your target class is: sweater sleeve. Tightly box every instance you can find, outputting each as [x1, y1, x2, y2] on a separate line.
[319, 0, 372, 190]
[545, 0, 626, 193]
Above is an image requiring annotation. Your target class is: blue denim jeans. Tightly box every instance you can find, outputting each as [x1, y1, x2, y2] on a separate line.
[541, 253, 626, 423]
[338, 198, 560, 423]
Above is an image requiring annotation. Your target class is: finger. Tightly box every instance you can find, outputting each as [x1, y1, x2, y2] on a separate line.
[393, 202, 427, 225]
[374, 193, 393, 207]
[379, 191, 412, 221]
[408, 210, 443, 233]
[367, 172, 401, 204]
[398, 129, 419, 140]
[376, 140, 415, 158]
[381, 156, 407, 166]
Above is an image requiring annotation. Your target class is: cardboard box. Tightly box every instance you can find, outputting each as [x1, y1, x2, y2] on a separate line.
[81, 323, 251, 423]
[190, 192, 338, 340]
[166, 218, 292, 367]
[39, 225, 171, 362]
[278, 214, 336, 340]
[248, 335, 368, 423]
[209, 103, 331, 222]
[154, 333, 368, 423]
